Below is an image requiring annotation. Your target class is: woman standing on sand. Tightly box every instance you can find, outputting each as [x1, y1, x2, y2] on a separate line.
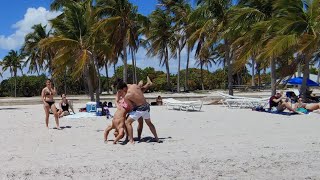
[41, 79, 60, 129]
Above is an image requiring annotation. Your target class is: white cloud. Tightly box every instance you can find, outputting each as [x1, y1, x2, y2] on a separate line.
[0, 7, 61, 50]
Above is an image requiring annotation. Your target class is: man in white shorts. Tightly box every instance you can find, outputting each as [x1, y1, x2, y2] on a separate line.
[115, 79, 159, 144]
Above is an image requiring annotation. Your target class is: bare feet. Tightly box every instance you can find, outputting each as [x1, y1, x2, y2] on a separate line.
[129, 140, 135, 144]
[147, 76, 153, 86]
[104, 140, 108, 144]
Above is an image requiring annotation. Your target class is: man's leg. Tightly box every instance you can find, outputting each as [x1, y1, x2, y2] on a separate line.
[141, 76, 153, 92]
[281, 102, 296, 112]
[125, 118, 135, 144]
[144, 119, 159, 142]
[137, 117, 144, 141]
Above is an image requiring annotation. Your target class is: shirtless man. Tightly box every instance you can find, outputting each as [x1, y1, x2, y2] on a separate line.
[115, 79, 159, 144]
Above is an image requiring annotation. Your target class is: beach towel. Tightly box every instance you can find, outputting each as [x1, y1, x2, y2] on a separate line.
[264, 110, 306, 116]
[64, 112, 97, 119]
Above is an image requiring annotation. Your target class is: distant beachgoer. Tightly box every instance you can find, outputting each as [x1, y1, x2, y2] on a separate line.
[156, 95, 163, 106]
[116, 77, 160, 144]
[269, 91, 300, 113]
[294, 97, 320, 112]
[41, 79, 60, 129]
[58, 94, 75, 118]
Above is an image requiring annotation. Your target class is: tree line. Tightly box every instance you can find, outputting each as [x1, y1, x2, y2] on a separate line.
[0, 0, 319, 102]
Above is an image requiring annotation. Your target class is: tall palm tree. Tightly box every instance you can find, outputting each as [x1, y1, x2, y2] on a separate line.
[40, 0, 108, 103]
[2, 50, 24, 97]
[158, 0, 192, 92]
[22, 24, 52, 75]
[95, 0, 144, 83]
[259, 0, 320, 99]
[145, 8, 176, 90]
[229, 0, 277, 94]
[190, 0, 234, 94]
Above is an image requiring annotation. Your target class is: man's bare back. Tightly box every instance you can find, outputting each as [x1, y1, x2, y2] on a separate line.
[126, 84, 147, 106]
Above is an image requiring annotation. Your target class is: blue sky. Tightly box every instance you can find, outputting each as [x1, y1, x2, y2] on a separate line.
[0, 0, 217, 80]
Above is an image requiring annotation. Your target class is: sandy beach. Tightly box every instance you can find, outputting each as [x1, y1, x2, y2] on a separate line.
[1, 103, 320, 179]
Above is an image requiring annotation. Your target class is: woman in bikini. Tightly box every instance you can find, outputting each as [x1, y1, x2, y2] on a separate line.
[295, 97, 320, 112]
[58, 94, 75, 118]
[41, 79, 60, 129]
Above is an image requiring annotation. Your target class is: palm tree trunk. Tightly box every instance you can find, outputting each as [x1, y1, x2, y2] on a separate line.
[251, 58, 255, 87]
[122, 39, 128, 83]
[185, 46, 190, 92]
[270, 57, 276, 96]
[256, 63, 261, 87]
[113, 62, 117, 94]
[131, 50, 136, 84]
[297, 63, 302, 77]
[201, 62, 204, 90]
[177, 48, 181, 92]
[225, 41, 233, 95]
[64, 69, 67, 95]
[85, 66, 95, 101]
[105, 63, 110, 94]
[317, 62, 320, 83]
[165, 47, 171, 91]
[134, 53, 137, 83]
[301, 56, 310, 101]
[14, 72, 17, 97]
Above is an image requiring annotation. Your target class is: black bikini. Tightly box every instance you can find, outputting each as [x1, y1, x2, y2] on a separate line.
[45, 101, 55, 107]
[61, 102, 69, 112]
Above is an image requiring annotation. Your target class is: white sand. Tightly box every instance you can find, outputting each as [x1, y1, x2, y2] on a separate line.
[1, 103, 320, 179]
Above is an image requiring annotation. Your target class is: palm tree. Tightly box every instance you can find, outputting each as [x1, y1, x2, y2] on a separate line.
[95, 0, 145, 83]
[22, 24, 52, 75]
[2, 50, 24, 97]
[145, 8, 176, 90]
[40, 0, 108, 103]
[158, 0, 192, 92]
[50, 0, 84, 10]
[190, 0, 234, 94]
[228, 0, 277, 94]
[257, 0, 320, 99]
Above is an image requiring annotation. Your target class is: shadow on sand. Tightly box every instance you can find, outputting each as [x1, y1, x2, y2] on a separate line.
[0, 107, 22, 110]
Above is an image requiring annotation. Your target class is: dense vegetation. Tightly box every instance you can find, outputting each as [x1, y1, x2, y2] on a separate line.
[1, 0, 320, 102]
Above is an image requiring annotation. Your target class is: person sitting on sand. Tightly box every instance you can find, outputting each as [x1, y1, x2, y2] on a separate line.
[104, 79, 152, 144]
[269, 91, 300, 113]
[156, 95, 163, 106]
[294, 97, 320, 112]
[41, 79, 60, 129]
[58, 94, 75, 118]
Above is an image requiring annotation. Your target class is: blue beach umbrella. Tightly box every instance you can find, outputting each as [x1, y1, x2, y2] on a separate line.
[285, 77, 319, 86]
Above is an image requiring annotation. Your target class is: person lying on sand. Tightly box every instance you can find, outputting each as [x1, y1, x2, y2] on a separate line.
[294, 97, 320, 113]
[104, 78, 152, 144]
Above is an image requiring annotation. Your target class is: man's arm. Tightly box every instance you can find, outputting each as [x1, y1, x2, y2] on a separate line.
[272, 97, 285, 103]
